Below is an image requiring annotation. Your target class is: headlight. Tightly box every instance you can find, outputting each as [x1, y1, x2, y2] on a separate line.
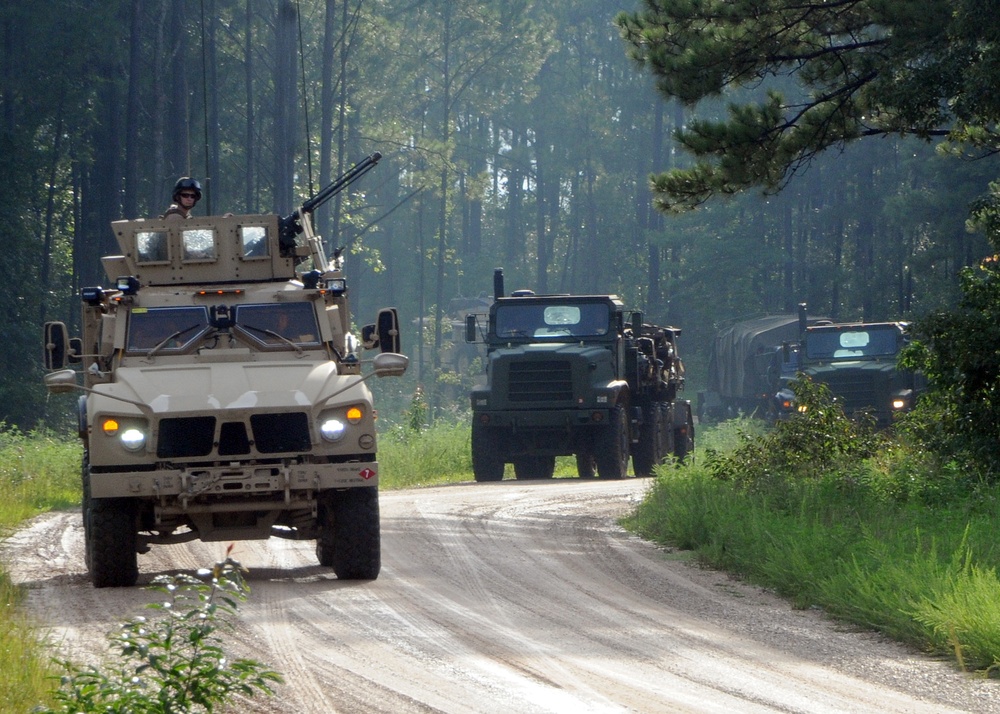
[320, 417, 347, 442]
[775, 389, 795, 411]
[120, 428, 147, 451]
[101, 417, 147, 452]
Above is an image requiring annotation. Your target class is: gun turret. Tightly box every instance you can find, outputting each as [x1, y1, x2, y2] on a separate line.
[279, 151, 382, 256]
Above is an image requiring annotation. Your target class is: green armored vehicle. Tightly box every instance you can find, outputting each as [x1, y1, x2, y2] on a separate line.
[465, 269, 693, 481]
[42, 154, 407, 587]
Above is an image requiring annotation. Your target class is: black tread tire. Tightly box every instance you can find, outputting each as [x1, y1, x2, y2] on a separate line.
[596, 403, 629, 479]
[316, 487, 380, 580]
[674, 404, 696, 463]
[513, 455, 555, 480]
[472, 422, 505, 482]
[632, 403, 662, 477]
[575, 452, 596, 478]
[88, 497, 138, 588]
[81, 452, 92, 570]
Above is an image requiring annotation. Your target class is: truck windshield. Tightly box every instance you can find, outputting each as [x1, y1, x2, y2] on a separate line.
[234, 302, 321, 348]
[127, 307, 210, 353]
[495, 302, 610, 339]
[805, 326, 901, 360]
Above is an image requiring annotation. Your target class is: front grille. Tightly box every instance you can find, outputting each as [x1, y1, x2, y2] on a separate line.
[823, 372, 885, 412]
[508, 360, 574, 402]
[251, 412, 312, 453]
[219, 421, 250, 455]
[156, 412, 312, 458]
[158, 416, 216, 458]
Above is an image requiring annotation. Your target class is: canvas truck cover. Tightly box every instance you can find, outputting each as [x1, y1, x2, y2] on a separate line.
[707, 314, 827, 400]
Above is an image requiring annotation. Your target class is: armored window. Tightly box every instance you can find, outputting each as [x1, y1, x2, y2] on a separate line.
[182, 229, 216, 261]
[240, 226, 269, 258]
[233, 303, 321, 350]
[127, 306, 211, 354]
[136, 231, 169, 263]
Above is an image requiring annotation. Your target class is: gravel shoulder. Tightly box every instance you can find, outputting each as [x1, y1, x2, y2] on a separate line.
[5, 478, 999, 713]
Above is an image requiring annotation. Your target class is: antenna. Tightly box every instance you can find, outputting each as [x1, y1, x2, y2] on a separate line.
[199, 0, 212, 214]
[296, 0, 315, 196]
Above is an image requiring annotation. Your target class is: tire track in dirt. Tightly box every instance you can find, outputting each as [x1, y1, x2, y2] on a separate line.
[4, 480, 1000, 713]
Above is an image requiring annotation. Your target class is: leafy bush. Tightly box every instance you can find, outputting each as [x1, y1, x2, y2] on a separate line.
[900, 229, 1000, 479]
[705, 377, 883, 496]
[38, 550, 282, 713]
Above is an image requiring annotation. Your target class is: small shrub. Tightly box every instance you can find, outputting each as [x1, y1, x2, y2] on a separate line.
[38, 548, 282, 713]
[705, 377, 883, 496]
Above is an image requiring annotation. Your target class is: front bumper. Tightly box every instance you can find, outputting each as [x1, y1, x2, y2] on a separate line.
[89, 459, 378, 501]
[472, 407, 610, 429]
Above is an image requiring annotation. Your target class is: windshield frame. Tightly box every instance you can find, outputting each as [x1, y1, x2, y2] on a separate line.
[126, 306, 212, 355]
[232, 302, 323, 351]
[494, 301, 611, 340]
[804, 325, 902, 361]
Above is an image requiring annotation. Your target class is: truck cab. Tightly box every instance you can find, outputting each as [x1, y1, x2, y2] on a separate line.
[775, 320, 922, 426]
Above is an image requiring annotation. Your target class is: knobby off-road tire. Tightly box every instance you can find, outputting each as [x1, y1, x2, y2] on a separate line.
[471, 421, 505, 482]
[88, 496, 139, 588]
[513, 455, 555, 480]
[316, 486, 380, 580]
[596, 403, 629, 479]
[81, 451, 92, 570]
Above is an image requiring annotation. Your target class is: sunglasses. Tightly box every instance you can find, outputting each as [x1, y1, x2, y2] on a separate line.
[179, 192, 198, 199]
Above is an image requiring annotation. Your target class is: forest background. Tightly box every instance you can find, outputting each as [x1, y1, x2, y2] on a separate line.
[4, 0, 996, 428]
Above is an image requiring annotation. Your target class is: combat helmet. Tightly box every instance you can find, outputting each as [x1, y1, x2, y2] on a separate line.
[173, 177, 202, 201]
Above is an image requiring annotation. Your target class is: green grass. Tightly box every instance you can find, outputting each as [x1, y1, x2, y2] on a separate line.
[377, 419, 584, 485]
[628, 417, 1000, 673]
[378, 420, 474, 488]
[0, 426, 81, 711]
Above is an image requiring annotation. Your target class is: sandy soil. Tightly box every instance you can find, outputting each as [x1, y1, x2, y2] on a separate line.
[5, 478, 1000, 713]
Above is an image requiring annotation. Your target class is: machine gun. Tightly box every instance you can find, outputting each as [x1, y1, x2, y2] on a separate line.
[278, 151, 382, 259]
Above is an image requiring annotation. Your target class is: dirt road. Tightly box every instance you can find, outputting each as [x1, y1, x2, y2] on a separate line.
[6, 478, 1000, 713]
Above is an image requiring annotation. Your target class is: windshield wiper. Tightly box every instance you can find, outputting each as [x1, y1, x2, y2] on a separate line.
[145, 324, 202, 359]
[241, 323, 305, 355]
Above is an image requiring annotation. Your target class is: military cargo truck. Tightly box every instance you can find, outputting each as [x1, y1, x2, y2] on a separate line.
[465, 269, 693, 481]
[775, 310, 923, 427]
[699, 313, 828, 422]
[42, 154, 408, 587]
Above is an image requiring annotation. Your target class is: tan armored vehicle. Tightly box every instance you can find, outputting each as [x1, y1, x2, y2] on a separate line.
[43, 154, 408, 587]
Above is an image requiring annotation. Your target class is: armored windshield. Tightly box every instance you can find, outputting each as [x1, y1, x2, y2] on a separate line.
[495, 302, 610, 339]
[234, 302, 321, 348]
[805, 325, 901, 360]
[127, 307, 211, 354]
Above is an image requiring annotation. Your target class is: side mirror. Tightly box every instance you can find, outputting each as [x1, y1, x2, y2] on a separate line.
[376, 308, 401, 354]
[43, 321, 70, 370]
[465, 314, 479, 343]
[372, 352, 408, 377]
[44, 368, 79, 394]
